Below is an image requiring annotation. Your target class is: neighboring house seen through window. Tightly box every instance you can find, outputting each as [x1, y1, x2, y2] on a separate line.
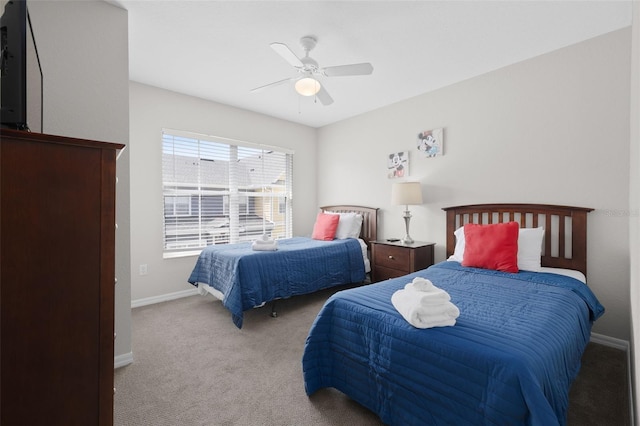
[162, 129, 293, 255]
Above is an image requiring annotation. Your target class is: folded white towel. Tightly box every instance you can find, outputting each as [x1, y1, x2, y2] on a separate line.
[403, 283, 451, 305]
[412, 316, 457, 329]
[251, 240, 277, 251]
[410, 277, 435, 292]
[253, 239, 276, 245]
[253, 234, 275, 244]
[392, 288, 457, 315]
[420, 302, 460, 318]
[391, 289, 460, 329]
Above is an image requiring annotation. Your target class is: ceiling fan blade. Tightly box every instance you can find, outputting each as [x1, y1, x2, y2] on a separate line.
[270, 42, 304, 68]
[250, 77, 294, 92]
[323, 62, 374, 77]
[316, 85, 334, 106]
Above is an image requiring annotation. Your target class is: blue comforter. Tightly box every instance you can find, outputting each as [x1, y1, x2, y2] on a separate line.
[188, 237, 365, 328]
[302, 261, 604, 426]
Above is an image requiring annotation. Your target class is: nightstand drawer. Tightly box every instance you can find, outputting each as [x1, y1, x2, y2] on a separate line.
[374, 244, 411, 271]
[374, 265, 409, 281]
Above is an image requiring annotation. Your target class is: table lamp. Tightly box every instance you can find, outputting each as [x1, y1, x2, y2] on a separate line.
[391, 182, 423, 244]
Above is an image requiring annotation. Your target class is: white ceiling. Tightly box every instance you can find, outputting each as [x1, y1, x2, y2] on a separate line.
[111, 1, 632, 128]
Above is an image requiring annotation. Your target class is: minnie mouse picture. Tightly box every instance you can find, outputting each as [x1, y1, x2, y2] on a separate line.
[417, 128, 443, 158]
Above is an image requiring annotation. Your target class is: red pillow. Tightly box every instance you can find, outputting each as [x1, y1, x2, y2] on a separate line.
[461, 222, 519, 273]
[311, 212, 340, 241]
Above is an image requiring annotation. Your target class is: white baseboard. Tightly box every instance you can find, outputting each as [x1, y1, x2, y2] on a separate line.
[590, 332, 630, 351]
[589, 332, 634, 425]
[114, 351, 134, 369]
[131, 288, 199, 308]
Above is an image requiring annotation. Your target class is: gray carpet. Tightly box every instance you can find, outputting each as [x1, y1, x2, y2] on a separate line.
[115, 285, 630, 425]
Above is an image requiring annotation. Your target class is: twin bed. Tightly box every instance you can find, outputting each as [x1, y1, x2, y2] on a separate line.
[302, 203, 604, 426]
[188, 205, 378, 328]
[188, 202, 604, 425]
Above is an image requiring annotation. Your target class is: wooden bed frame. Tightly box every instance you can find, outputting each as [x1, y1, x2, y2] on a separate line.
[320, 205, 378, 249]
[442, 204, 593, 275]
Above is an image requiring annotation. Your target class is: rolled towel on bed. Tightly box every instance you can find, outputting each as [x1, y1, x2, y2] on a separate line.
[253, 234, 275, 244]
[251, 242, 277, 251]
[413, 314, 457, 329]
[391, 289, 459, 329]
[392, 288, 458, 317]
[403, 283, 451, 305]
[410, 277, 435, 292]
[251, 238, 277, 251]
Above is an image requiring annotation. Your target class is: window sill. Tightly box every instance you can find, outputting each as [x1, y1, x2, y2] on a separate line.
[163, 250, 202, 259]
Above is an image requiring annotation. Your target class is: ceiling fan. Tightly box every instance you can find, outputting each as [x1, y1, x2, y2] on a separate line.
[250, 35, 374, 106]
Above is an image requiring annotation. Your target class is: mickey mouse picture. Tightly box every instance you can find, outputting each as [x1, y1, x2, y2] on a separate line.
[387, 151, 408, 179]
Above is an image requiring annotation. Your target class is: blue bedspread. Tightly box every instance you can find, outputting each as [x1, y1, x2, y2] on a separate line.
[302, 261, 604, 426]
[188, 237, 365, 328]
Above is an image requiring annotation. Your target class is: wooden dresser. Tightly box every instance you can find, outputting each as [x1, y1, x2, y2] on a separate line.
[0, 129, 124, 425]
[370, 240, 435, 282]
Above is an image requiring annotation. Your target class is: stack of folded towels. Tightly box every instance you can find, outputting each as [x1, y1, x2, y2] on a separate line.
[391, 277, 459, 329]
[251, 233, 278, 251]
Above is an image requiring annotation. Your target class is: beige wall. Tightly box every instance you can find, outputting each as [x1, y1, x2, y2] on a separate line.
[129, 82, 317, 301]
[26, 1, 131, 360]
[317, 28, 631, 341]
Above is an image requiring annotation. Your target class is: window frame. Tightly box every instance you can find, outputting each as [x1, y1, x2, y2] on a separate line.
[161, 128, 294, 258]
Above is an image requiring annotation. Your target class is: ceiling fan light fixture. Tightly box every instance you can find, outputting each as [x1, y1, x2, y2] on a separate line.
[295, 77, 321, 96]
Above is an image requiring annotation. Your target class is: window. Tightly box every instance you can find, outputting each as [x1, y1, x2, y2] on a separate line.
[162, 129, 293, 255]
[164, 196, 191, 216]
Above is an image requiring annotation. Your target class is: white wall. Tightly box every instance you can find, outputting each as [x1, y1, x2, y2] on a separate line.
[629, 0, 639, 418]
[129, 82, 317, 301]
[317, 28, 631, 341]
[26, 1, 131, 359]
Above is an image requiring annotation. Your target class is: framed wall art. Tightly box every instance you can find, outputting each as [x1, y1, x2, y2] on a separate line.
[417, 128, 443, 158]
[387, 151, 408, 179]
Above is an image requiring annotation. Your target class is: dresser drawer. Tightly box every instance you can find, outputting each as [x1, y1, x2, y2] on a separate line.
[374, 244, 411, 272]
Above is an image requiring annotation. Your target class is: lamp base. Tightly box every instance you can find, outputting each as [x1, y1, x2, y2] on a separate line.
[402, 235, 415, 245]
[402, 208, 414, 245]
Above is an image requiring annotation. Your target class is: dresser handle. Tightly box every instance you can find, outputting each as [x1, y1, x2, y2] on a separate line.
[388, 255, 394, 259]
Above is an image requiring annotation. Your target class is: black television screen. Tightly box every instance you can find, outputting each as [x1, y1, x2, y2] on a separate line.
[0, 0, 42, 132]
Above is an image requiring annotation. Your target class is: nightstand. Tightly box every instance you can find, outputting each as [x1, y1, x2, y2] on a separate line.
[370, 240, 435, 282]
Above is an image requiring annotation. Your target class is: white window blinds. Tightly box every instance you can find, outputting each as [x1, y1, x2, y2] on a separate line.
[162, 129, 293, 254]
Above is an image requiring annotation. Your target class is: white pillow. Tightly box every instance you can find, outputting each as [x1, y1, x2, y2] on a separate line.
[447, 226, 465, 262]
[326, 212, 363, 239]
[348, 214, 364, 239]
[447, 225, 544, 271]
[517, 227, 544, 272]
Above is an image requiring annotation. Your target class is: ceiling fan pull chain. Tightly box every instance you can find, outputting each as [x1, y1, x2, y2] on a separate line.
[314, 80, 318, 104]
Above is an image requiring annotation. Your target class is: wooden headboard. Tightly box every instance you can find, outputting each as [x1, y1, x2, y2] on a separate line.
[320, 205, 379, 249]
[442, 204, 593, 275]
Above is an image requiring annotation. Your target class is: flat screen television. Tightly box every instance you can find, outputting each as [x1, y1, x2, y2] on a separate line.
[0, 0, 42, 132]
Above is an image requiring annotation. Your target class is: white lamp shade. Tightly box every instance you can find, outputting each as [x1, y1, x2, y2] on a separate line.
[392, 182, 423, 205]
[295, 77, 321, 96]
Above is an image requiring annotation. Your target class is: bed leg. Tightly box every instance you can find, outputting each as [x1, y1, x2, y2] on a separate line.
[270, 301, 278, 318]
